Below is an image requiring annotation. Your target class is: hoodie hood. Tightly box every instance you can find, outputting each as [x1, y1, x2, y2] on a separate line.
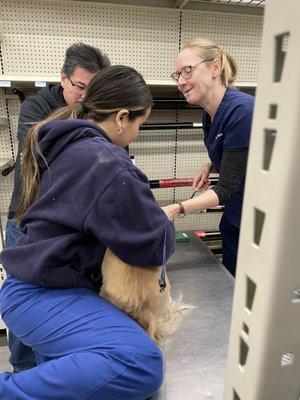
[37, 120, 111, 170]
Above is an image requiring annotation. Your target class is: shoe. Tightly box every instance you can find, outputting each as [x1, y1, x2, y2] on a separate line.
[13, 364, 36, 373]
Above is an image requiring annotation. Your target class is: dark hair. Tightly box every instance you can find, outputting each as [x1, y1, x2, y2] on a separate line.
[61, 42, 111, 76]
[17, 65, 152, 219]
[79, 65, 153, 121]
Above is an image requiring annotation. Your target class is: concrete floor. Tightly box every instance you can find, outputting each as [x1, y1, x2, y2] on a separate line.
[0, 346, 11, 373]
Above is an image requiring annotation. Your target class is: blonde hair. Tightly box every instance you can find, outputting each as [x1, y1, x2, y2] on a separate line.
[183, 37, 238, 87]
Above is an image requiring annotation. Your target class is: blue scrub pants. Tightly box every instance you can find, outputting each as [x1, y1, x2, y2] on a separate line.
[0, 276, 163, 400]
[5, 218, 37, 372]
[219, 217, 240, 277]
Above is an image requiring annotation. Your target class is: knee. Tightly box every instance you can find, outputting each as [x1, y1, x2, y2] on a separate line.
[135, 346, 164, 397]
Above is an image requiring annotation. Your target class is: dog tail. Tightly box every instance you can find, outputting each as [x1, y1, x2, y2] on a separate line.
[155, 293, 196, 344]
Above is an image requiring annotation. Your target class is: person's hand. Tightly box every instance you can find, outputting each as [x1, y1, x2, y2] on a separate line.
[198, 178, 211, 192]
[193, 163, 211, 190]
[162, 204, 181, 220]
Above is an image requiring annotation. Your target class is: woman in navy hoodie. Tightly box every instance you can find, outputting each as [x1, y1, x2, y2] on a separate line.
[0, 65, 175, 400]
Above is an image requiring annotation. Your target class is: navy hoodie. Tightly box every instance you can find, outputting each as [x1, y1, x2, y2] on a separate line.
[1, 120, 175, 292]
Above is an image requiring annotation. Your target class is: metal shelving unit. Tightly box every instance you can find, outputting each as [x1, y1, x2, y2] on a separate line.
[0, 75, 257, 90]
[66, 0, 266, 14]
[175, 0, 266, 7]
[0, 0, 263, 235]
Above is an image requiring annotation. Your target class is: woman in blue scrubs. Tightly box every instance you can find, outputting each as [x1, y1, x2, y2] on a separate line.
[163, 37, 254, 276]
[0, 66, 175, 399]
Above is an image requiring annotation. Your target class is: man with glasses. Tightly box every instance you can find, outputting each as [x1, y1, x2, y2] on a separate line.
[5, 42, 110, 373]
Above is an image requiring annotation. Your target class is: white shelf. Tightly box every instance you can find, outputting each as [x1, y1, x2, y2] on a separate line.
[60, 0, 265, 14]
[0, 75, 176, 87]
[0, 75, 257, 89]
[0, 75, 60, 88]
[183, 0, 266, 7]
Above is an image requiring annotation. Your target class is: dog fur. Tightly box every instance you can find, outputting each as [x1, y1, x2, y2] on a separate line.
[100, 248, 191, 344]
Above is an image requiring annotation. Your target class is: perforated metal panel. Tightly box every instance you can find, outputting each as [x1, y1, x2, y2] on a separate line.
[1, 0, 180, 80]
[131, 108, 179, 211]
[0, 90, 20, 216]
[131, 110, 177, 191]
[0, 0, 264, 235]
[224, 0, 300, 398]
[0, 173, 14, 215]
[176, 108, 209, 173]
[0, 185, 6, 328]
[5, 94, 20, 155]
[0, 262, 7, 329]
[193, 0, 266, 6]
[181, 11, 263, 82]
[0, 89, 12, 161]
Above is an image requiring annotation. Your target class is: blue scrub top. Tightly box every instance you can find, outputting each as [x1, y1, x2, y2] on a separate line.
[202, 87, 254, 229]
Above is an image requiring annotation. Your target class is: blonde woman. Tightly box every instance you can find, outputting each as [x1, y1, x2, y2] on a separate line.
[163, 38, 254, 276]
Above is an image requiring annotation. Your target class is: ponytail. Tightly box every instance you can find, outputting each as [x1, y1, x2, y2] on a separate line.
[220, 50, 238, 87]
[16, 65, 152, 220]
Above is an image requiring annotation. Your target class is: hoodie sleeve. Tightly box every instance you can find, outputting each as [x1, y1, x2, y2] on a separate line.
[83, 168, 175, 267]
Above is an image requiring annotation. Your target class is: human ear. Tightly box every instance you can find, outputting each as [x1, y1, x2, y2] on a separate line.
[60, 73, 67, 89]
[115, 109, 130, 128]
[211, 58, 222, 78]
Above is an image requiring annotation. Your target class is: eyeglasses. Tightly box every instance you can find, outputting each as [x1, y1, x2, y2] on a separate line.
[68, 77, 87, 92]
[170, 59, 212, 83]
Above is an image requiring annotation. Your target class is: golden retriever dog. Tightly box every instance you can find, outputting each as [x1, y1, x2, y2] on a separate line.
[100, 248, 192, 345]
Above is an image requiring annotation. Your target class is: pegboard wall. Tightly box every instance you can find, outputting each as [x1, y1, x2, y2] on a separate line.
[0, 0, 263, 235]
[0, 0, 180, 79]
[0, 0, 263, 81]
[181, 11, 263, 82]
[0, 90, 19, 217]
[0, 263, 6, 328]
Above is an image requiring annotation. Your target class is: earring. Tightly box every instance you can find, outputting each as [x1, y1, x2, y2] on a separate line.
[117, 128, 123, 135]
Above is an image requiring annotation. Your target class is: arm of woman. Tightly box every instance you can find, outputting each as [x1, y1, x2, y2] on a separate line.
[162, 148, 248, 220]
[162, 189, 219, 220]
[211, 148, 248, 205]
[83, 167, 175, 267]
[192, 162, 211, 189]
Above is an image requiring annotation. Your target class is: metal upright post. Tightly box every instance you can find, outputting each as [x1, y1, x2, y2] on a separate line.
[224, 0, 300, 399]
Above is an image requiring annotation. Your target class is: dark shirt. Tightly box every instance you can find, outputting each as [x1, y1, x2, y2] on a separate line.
[203, 87, 254, 228]
[212, 148, 248, 205]
[8, 84, 66, 217]
[1, 120, 175, 292]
